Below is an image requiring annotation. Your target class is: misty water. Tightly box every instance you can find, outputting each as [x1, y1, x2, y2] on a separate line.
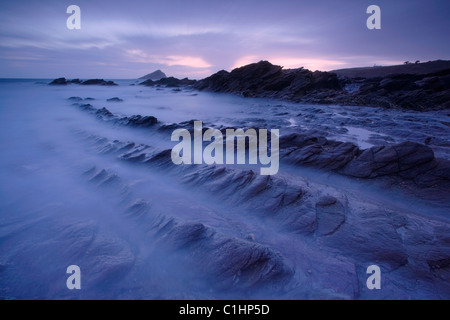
[1, 79, 449, 299]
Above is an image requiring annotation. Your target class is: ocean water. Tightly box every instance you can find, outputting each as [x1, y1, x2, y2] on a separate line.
[0, 79, 449, 299]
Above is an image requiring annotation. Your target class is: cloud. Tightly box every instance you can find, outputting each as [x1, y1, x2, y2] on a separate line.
[0, 0, 449, 78]
[125, 49, 211, 68]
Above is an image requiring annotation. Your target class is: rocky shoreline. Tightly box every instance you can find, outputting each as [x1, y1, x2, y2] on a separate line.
[3, 75, 448, 299]
[68, 96, 450, 205]
[50, 60, 450, 111]
[138, 60, 450, 111]
[192, 60, 450, 111]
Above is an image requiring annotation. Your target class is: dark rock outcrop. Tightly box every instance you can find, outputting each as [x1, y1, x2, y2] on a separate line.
[193, 60, 450, 110]
[140, 76, 196, 87]
[107, 97, 123, 102]
[95, 107, 114, 118]
[280, 133, 450, 201]
[71, 101, 158, 128]
[346, 69, 450, 110]
[332, 60, 450, 78]
[341, 142, 435, 178]
[81, 79, 117, 86]
[49, 77, 67, 85]
[280, 133, 359, 170]
[195, 61, 342, 100]
[122, 115, 158, 127]
[138, 70, 167, 81]
[50, 78, 117, 86]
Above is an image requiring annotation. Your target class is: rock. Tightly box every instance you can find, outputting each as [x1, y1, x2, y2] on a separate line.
[49, 77, 67, 85]
[52, 60, 450, 110]
[96, 107, 114, 117]
[316, 195, 337, 206]
[138, 70, 167, 81]
[321, 209, 409, 268]
[78, 134, 450, 298]
[68, 78, 82, 84]
[193, 60, 450, 110]
[125, 115, 158, 127]
[51, 78, 117, 86]
[165, 222, 209, 248]
[395, 141, 435, 171]
[107, 97, 123, 102]
[310, 71, 342, 90]
[68, 96, 82, 101]
[341, 142, 434, 178]
[204, 236, 294, 289]
[195, 61, 343, 102]
[281, 134, 358, 170]
[140, 77, 195, 87]
[315, 196, 345, 236]
[145, 216, 294, 290]
[79, 103, 94, 110]
[81, 79, 117, 86]
[283, 209, 317, 234]
[280, 134, 449, 201]
[74, 100, 160, 130]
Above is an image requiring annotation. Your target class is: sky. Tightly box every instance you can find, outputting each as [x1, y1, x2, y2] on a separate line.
[0, 0, 449, 79]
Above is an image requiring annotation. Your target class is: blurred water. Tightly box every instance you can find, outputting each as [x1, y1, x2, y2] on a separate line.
[0, 79, 449, 299]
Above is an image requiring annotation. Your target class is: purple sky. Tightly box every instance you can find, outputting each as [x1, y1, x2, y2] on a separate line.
[0, 0, 449, 79]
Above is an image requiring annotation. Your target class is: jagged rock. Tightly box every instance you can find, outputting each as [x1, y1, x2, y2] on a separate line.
[140, 77, 195, 87]
[341, 142, 435, 178]
[281, 133, 359, 169]
[195, 61, 342, 100]
[124, 115, 158, 127]
[139, 70, 167, 81]
[144, 215, 294, 290]
[96, 107, 114, 117]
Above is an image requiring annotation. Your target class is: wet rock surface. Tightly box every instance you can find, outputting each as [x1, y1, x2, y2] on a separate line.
[280, 134, 450, 202]
[76, 129, 450, 299]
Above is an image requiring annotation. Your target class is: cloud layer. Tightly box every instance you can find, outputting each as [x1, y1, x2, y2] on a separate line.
[0, 0, 449, 78]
